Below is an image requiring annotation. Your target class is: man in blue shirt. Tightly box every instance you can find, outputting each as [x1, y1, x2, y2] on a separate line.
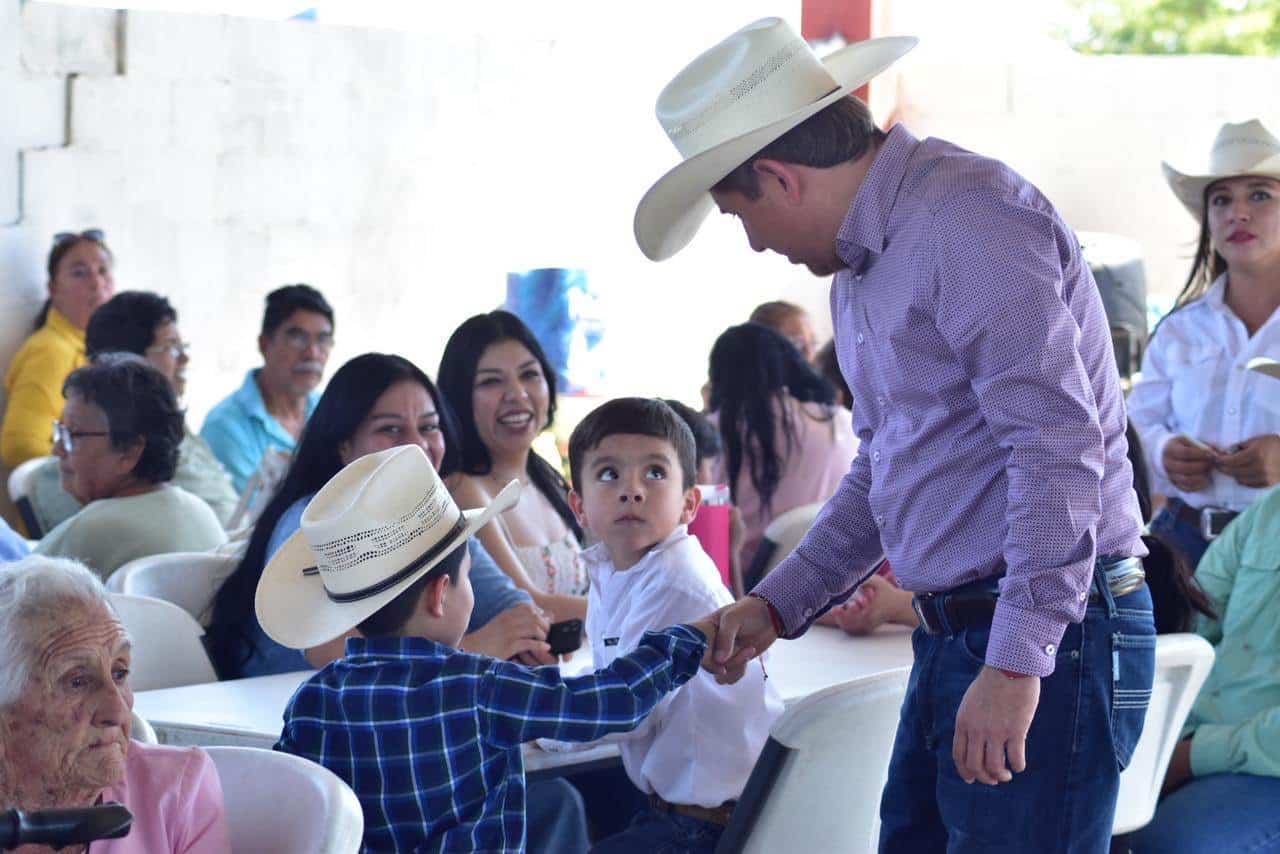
[201, 284, 333, 492]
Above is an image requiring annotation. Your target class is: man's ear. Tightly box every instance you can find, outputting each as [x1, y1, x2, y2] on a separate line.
[679, 484, 703, 526]
[568, 488, 588, 530]
[421, 574, 451, 619]
[257, 333, 270, 360]
[752, 158, 805, 205]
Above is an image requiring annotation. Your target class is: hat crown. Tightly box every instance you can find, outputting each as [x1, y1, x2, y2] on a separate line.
[656, 18, 839, 161]
[300, 445, 461, 598]
[1207, 119, 1280, 174]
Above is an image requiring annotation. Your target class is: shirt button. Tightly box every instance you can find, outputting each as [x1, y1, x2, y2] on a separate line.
[1228, 407, 1237, 415]
[803, 608, 814, 618]
[857, 333, 865, 345]
[872, 451, 881, 462]
[877, 395, 885, 405]
[855, 274, 863, 283]
[1078, 591, 1088, 601]
[875, 515, 885, 526]
[1044, 644, 1057, 655]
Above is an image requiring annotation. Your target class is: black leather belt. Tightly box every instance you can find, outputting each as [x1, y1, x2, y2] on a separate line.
[1169, 498, 1237, 541]
[912, 557, 1146, 636]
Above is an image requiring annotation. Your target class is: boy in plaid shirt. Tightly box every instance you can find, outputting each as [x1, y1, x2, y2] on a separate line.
[258, 445, 716, 853]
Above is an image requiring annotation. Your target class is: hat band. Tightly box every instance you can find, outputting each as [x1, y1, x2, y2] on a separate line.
[302, 514, 468, 604]
[666, 40, 807, 146]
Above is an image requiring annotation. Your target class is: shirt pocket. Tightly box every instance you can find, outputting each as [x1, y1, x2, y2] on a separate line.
[1167, 344, 1226, 421]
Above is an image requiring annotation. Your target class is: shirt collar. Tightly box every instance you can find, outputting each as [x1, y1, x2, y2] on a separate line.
[582, 524, 690, 578]
[344, 634, 453, 661]
[836, 123, 921, 272]
[1203, 273, 1229, 310]
[45, 307, 86, 349]
[232, 368, 321, 424]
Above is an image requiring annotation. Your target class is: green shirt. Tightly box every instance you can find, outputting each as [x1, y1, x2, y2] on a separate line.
[1187, 484, 1280, 778]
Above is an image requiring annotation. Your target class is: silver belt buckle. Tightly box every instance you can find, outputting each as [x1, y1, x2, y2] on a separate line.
[1102, 556, 1146, 598]
[1200, 506, 1234, 541]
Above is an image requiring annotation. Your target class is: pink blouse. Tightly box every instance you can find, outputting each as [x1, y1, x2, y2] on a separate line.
[715, 398, 859, 568]
[95, 741, 229, 853]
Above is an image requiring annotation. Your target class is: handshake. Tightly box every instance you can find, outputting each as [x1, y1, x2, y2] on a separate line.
[687, 597, 781, 684]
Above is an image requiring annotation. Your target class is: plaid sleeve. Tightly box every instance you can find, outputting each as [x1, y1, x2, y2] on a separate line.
[477, 625, 706, 748]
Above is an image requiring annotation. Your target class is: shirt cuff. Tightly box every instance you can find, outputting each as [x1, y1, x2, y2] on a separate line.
[1188, 724, 1235, 777]
[1150, 431, 1176, 482]
[752, 548, 856, 638]
[985, 600, 1069, 678]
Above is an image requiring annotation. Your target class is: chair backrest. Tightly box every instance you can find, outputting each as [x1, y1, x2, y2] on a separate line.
[1112, 633, 1215, 835]
[716, 667, 910, 854]
[204, 746, 364, 854]
[7, 455, 53, 538]
[743, 501, 825, 590]
[107, 552, 237, 625]
[108, 593, 218, 691]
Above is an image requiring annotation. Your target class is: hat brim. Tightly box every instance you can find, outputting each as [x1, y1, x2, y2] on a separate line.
[1247, 356, 1280, 380]
[634, 35, 918, 262]
[255, 479, 521, 650]
[1162, 157, 1280, 221]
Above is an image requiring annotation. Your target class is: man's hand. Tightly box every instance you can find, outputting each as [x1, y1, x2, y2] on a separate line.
[826, 574, 918, 636]
[1160, 737, 1194, 796]
[1216, 434, 1280, 489]
[1163, 435, 1218, 493]
[704, 597, 779, 684]
[460, 603, 554, 665]
[953, 666, 1041, 785]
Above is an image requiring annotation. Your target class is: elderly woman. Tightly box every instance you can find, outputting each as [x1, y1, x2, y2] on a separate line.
[2, 230, 115, 469]
[34, 359, 226, 579]
[26, 292, 238, 535]
[1128, 119, 1280, 567]
[0, 555, 229, 852]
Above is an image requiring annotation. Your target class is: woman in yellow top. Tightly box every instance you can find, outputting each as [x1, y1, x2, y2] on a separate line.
[2, 230, 115, 468]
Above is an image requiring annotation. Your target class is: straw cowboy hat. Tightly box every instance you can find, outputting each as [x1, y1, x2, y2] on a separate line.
[633, 17, 917, 261]
[256, 444, 519, 649]
[1162, 119, 1280, 220]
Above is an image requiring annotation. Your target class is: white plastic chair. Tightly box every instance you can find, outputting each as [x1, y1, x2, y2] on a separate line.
[205, 746, 363, 854]
[130, 709, 158, 745]
[1113, 633, 1215, 835]
[716, 667, 910, 854]
[743, 501, 825, 589]
[107, 552, 238, 625]
[7, 454, 53, 538]
[108, 593, 218, 691]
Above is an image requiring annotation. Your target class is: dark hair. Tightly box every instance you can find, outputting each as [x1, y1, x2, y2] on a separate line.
[1125, 421, 1152, 524]
[37, 233, 114, 331]
[1142, 534, 1217, 634]
[569, 398, 697, 493]
[816, 340, 852, 411]
[437, 310, 582, 542]
[260, 284, 334, 338]
[62, 359, 183, 484]
[661, 399, 721, 468]
[1155, 187, 1229, 335]
[712, 96, 886, 200]
[356, 546, 466, 638]
[206, 353, 455, 678]
[709, 323, 836, 511]
[85, 291, 177, 360]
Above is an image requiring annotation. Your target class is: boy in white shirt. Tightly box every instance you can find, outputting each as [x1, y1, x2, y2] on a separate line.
[568, 397, 783, 853]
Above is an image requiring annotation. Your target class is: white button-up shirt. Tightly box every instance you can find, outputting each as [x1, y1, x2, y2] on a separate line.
[583, 527, 783, 808]
[1128, 275, 1280, 511]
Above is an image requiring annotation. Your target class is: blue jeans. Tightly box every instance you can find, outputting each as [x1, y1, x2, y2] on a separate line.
[590, 807, 722, 854]
[527, 778, 589, 854]
[1149, 504, 1210, 569]
[878, 569, 1156, 853]
[1129, 773, 1280, 853]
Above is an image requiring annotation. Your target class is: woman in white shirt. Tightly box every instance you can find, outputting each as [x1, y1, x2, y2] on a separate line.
[1129, 119, 1280, 567]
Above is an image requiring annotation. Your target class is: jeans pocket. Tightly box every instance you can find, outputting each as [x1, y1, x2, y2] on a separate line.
[1110, 630, 1156, 769]
[956, 627, 990, 668]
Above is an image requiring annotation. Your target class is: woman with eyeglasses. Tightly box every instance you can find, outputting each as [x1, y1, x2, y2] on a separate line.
[200, 284, 335, 494]
[2, 230, 116, 471]
[23, 292, 239, 536]
[33, 358, 226, 579]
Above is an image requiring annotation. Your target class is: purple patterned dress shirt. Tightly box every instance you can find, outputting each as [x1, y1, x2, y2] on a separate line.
[754, 125, 1146, 677]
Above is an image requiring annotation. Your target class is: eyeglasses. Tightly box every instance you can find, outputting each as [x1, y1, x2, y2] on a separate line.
[280, 328, 335, 352]
[53, 229, 105, 246]
[52, 420, 109, 454]
[147, 340, 191, 360]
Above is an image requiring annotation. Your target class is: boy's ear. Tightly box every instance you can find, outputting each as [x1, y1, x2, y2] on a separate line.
[568, 488, 588, 529]
[679, 484, 703, 526]
[420, 574, 452, 619]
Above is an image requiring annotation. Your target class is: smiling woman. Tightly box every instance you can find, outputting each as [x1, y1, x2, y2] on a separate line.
[0, 555, 229, 852]
[438, 311, 589, 623]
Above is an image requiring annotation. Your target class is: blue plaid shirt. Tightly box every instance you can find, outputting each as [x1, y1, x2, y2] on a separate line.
[275, 624, 707, 853]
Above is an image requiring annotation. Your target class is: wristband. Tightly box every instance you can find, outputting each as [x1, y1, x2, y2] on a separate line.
[748, 592, 786, 637]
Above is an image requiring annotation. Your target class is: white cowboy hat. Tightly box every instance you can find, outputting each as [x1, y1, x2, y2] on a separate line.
[633, 17, 917, 262]
[256, 444, 520, 650]
[1248, 356, 1280, 380]
[1162, 119, 1280, 220]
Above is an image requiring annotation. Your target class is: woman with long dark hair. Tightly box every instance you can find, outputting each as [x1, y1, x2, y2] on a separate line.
[1129, 119, 1280, 568]
[206, 352, 554, 680]
[2, 230, 115, 469]
[438, 311, 587, 623]
[708, 323, 858, 572]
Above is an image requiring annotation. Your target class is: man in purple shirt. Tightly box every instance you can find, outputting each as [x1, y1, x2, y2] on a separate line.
[634, 19, 1153, 852]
